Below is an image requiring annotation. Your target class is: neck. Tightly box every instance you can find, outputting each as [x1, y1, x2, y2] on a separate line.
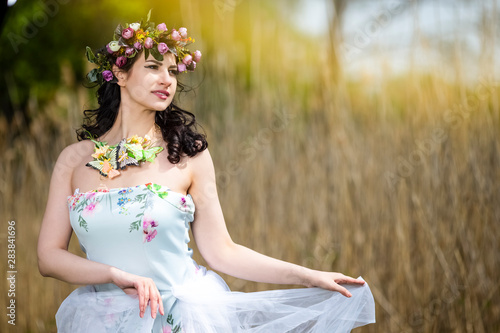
[101, 104, 158, 144]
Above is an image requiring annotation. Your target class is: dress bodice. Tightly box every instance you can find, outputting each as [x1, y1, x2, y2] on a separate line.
[68, 183, 197, 291]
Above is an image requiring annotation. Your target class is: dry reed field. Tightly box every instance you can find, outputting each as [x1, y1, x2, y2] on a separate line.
[1, 1, 499, 332]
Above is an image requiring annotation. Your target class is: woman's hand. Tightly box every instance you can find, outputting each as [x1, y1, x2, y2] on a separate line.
[110, 267, 165, 319]
[302, 270, 366, 298]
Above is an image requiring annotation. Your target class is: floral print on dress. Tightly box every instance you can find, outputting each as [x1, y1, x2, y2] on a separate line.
[142, 216, 159, 243]
[178, 196, 192, 213]
[145, 182, 169, 199]
[164, 314, 181, 333]
[117, 187, 134, 215]
[68, 188, 108, 231]
[69, 183, 194, 235]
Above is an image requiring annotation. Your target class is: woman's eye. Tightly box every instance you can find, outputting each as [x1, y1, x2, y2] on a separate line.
[169, 69, 179, 76]
[145, 65, 158, 70]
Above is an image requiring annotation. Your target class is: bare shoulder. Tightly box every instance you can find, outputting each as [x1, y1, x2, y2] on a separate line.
[52, 140, 94, 181]
[187, 148, 215, 176]
[57, 140, 94, 165]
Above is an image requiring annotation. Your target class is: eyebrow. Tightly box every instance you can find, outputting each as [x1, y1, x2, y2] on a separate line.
[145, 59, 163, 66]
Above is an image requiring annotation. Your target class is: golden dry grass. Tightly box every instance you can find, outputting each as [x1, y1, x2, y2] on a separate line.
[1, 1, 500, 332]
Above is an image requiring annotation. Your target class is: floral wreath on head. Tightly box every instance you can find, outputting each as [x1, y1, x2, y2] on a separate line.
[85, 10, 202, 85]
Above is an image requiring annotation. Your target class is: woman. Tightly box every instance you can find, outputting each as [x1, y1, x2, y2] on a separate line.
[37, 14, 375, 332]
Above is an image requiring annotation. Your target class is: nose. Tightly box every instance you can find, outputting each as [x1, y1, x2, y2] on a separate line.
[159, 67, 173, 86]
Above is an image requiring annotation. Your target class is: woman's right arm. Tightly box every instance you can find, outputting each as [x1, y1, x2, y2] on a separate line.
[37, 145, 163, 318]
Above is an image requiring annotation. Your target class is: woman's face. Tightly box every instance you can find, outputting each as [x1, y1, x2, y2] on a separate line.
[118, 52, 178, 111]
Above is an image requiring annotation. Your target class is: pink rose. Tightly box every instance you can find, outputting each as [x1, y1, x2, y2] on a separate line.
[171, 30, 181, 41]
[193, 50, 202, 62]
[124, 47, 136, 57]
[122, 27, 134, 40]
[133, 41, 142, 50]
[157, 23, 167, 31]
[182, 54, 192, 65]
[157, 42, 169, 55]
[115, 56, 127, 67]
[179, 27, 187, 38]
[144, 37, 154, 49]
[102, 70, 113, 82]
[177, 63, 186, 72]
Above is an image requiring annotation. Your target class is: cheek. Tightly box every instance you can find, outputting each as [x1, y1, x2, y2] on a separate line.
[129, 75, 156, 100]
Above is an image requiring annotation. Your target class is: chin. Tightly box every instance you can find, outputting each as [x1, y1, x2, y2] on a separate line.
[150, 102, 172, 112]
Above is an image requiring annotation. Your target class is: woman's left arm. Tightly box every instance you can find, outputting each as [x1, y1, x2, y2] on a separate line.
[188, 149, 364, 297]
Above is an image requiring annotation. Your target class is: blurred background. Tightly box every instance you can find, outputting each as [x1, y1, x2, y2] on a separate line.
[1, 0, 499, 332]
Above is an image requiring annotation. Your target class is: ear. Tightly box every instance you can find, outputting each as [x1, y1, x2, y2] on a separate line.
[112, 65, 128, 87]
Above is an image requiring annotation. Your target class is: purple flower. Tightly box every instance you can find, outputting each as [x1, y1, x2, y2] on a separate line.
[171, 30, 181, 41]
[157, 42, 169, 55]
[122, 27, 134, 40]
[182, 54, 192, 65]
[115, 56, 127, 67]
[144, 37, 154, 49]
[151, 220, 158, 228]
[157, 23, 167, 31]
[179, 27, 187, 38]
[193, 50, 202, 62]
[102, 70, 113, 82]
[144, 229, 158, 242]
[133, 41, 142, 51]
[177, 63, 186, 72]
[106, 44, 113, 54]
[124, 47, 136, 57]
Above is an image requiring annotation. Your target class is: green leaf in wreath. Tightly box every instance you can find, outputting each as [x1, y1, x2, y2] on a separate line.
[86, 46, 96, 63]
[150, 47, 164, 61]
[87, 68, 99, 83]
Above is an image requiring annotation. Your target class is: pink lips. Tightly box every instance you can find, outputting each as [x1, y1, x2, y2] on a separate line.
[152, 90, 170, 100]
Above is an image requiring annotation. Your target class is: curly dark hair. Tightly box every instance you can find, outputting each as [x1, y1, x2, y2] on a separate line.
[77, 47, 207, 164]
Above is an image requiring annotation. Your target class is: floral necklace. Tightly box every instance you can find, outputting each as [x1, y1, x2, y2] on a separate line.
[86, 134, 163, 179]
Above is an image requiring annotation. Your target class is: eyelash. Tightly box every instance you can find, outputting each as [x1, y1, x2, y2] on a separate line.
[145, 65, 179, 76]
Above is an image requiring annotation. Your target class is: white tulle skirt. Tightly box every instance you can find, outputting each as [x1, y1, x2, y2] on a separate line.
[56, 267, 375, 332]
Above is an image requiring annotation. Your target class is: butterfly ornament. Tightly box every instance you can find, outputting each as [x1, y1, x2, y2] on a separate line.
[86, 135, 163, 179]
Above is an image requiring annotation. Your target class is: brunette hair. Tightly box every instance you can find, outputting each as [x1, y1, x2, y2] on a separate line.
[77, 47, 207, 164]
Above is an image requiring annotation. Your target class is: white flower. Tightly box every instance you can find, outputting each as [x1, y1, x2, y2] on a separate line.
[129, 22, 141, 31]
[108, 41, 120, 52]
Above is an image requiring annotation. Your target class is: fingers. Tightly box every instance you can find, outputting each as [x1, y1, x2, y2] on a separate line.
[136, 282, 145, 318]
[331, 274, 367, 298]
[135, 279, 164, 319]
[339, 276, 366, 285]
[159, 292, 165, 316]
[335, 284, 353, 298]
